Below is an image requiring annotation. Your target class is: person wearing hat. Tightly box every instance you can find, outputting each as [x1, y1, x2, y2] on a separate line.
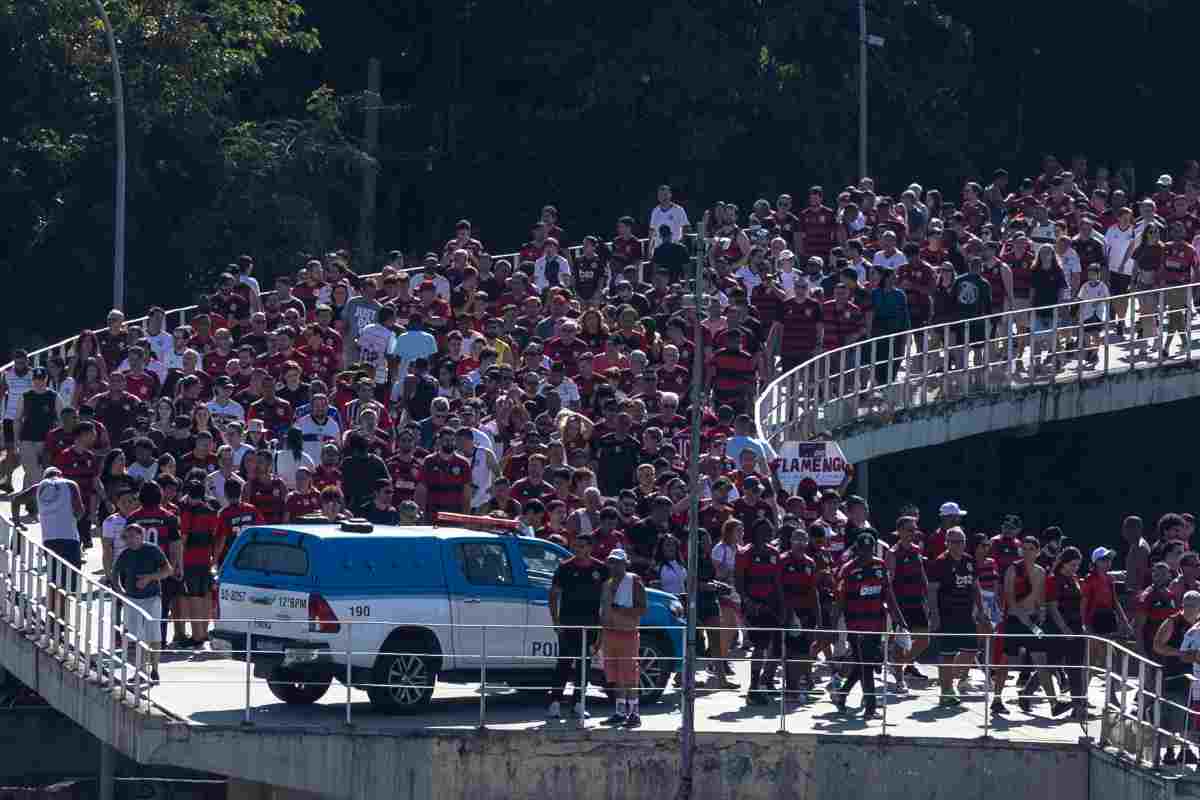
[599, 547, 647, 727]
[1081, 545, 1132, 670]
[924, 501, 966, 560]
[546, 530, 609, 720]
[834, 532, 907, 719]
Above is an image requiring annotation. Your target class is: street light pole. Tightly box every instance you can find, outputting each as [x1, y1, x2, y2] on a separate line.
[674, 222, 707, 800]
[858, 0, 868, 181]
[92, 0, 126, 312]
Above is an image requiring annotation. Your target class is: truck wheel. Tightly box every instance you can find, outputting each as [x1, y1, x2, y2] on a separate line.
[266, 668, 332, 705]
[604, 631, 673, 705]
[368, 641, 437, 713]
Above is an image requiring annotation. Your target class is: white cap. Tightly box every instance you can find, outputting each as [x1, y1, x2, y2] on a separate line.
[607, 548, 629, 563]
[1158, 174, 1174, 187]
[939, 501, 967, 517]
[779, 249, 795, 261]
[1091, 546, 1115, 562]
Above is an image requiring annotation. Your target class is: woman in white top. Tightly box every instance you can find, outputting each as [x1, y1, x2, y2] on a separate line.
[653, 536, 687, 596]
[711, 518, 744, 670]
[272, 428, 316, 491]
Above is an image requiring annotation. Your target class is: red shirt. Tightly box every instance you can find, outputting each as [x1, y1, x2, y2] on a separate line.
[419, 452, 471, 514]
[1081, 571, 1116, 626]
[286, 488, 322, 519]
[246, 478, 288, 524]
[543, 337, 590, 377]
[778, 297, 824, 359]
[799, 206, 837, 256]
[214, 503, 262, 564]
[180, 501, 221, 569]
[52, 447, 99, 500]
[820, 301, 864, 350]
[123, 371, 161, 403]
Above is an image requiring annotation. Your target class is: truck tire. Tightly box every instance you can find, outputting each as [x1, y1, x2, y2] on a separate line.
[604, 631, 673, 705]
[367, 636, 437, 713]
[266, 667, 332, 705]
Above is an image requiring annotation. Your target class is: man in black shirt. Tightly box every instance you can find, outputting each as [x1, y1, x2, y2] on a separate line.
[593, 413, 641, 496]
[625, 495, 684, 578]
[548, 532, 608, 719]
[652, 224, 691, 284]
[112, 523, 173, 682]
[950, 258, 992, 383]
[363, 480, 402, 524]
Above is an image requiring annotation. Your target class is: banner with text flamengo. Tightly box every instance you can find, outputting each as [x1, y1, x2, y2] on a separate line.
[773, 441, 849, 492]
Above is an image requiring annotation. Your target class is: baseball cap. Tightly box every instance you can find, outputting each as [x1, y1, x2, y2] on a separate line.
[607, 548, 629, 563]
[31, 367, 48, 379]
[845, 494, 867, 508]
[1158, 174, 1173, 187]
[1091, 546, 1115, 562]
[938, 501, 967, 517]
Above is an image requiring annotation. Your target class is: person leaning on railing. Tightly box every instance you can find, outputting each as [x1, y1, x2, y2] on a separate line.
[1153, 590, 1200, 766]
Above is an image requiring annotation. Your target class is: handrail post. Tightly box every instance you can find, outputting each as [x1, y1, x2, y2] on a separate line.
[345, 621, 353, 727]
[1050, 305, 1059, 377]
[133, 636, 144, 707]
[243, 619, 253, 725]
[1137, 660, 1147, 763]
[1153, 668, 1163, 768]
[880, 628, 889, 736]
[941, 324, 950, 399]
[579, 624, 589, 723]
[982, 629, 991, 739]
[1187, 298, 1194, 366]
[478, 624, 488, 729]
[778, 630, 787, 734]
[1158, 288, 1167, 364]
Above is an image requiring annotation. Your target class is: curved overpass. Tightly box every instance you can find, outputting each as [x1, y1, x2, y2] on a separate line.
[757, 282, 1200, 464]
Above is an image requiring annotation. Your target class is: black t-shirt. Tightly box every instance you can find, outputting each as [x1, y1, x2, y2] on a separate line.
[652, 242, 691, 283]
[552, 556, 610, 624]
[364, 505, 402, 524]
[113, 544, 168, 599]
[951, 273, 992, 320]
[930, 554, 976, 619]
[592, 433, 641, 495]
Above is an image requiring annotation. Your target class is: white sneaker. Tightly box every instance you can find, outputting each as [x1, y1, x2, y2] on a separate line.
[546, 701, 561, 718]
[572, 702, 589, 719]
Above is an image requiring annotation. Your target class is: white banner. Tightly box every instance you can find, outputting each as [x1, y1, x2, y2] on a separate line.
[773, 440, 849, 492]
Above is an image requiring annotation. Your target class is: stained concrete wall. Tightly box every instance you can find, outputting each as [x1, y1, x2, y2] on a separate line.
[833, 362, 1200, 463]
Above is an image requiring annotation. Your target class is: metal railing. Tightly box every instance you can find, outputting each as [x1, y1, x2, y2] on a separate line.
[0, 237, 654, 378]
[1, 528, 1194, 769]
[756, 280, 1200, 446]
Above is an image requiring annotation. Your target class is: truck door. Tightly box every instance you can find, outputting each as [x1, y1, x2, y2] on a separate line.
[514, 540, 569, 669]
[445, 539, 526, 669]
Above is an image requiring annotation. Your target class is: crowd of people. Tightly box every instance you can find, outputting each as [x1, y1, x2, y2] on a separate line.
[0, 158, 1198, 750]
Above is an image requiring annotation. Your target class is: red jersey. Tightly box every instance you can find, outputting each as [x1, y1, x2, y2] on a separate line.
[1162, 241, 1196, 285]
[890, 540, 926, 610]
[778, 297, 824, 360]
[989, 533, 1022, 578]
[180, 501, 221, 569]
[123, 371, 161, 403]
[820, 301, 864, 350]
[779, 550, 818, 613]
[543, 337, 590, 377]
[1081, 571, 1115, 626]
[840, 557, 890, 632]
[296, 345, 339, 381]
[419, 452, 471, 514]
[286, 488, 322, 519]
[799, 206, 837, 257]
[736, 545, 781, 603]
[246, 477, 288, 524]
[1003, 249, 1035, 295]
[127, 505, 181, 552]
[312, 465, 343, 492]
[610, 235, 644, 268]
[248, 397, 295, 437]
[976, 557, 999, 594]
[214, 502, 262, 564]
[387, 454, 422, 503]
[52, 447, 99, 500]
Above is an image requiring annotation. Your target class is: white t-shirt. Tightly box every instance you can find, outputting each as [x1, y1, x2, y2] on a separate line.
[295, 414, 341, 463]
[871, 251, 908, 271]
[239, 275, 261, 294]
[463, 446, 496, 509]
[391, 329, 439, 380]
[271, 449, 316, 491]
[358, 323, 397, 384]
[205, 470, 235, 508]
[4, 369, 33, 420]
[658, 561, 687, 595]
[1105, 225, 1138, 275]
[1182, 623, 1200, 702]
[779, 269, 800, 298]
[102, 512, 128, 564]
[1077, 280, 1110, 322]
[127, 461, 158, 485]
[144, 330, 174, 368]
[207, 398, 246, 428]
[650, 203, 690, 248]
[407, 273, 451, 301]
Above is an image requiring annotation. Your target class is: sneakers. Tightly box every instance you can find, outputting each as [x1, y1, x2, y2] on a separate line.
[572, 702, 589, 719]
[1050, 699, 1072, 718]
[602, 713, 627, 726]
[904, 665, 925, 679]
[546, 701, 562, 719]
[863, 706, 878, 721]
[893, 679, 910, 696]
[745, 687, 768, 706]
[939, 694, 962, 707]
[150, 668, 160, 685]
[991, 699, 1008, 716]
[624, 713, 642, 729]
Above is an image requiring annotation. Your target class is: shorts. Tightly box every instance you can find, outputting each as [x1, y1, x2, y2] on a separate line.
[937, 616, 979, 656]
[1032, 313, 1055, 334]
[1, 419, 14, 448]
[1090, 608, 1118, 637]
[182, 566, 213, 598]
[1003, 614, 1046, 657]
[746, 607, 780, 650]
[1082, 315, 1104, 337]
[697, 590, 720, 622]
[127, 594, 164, 646]
[602, 628, 640, 687]
[951, 321, 987, 347]
[44, 538, 81, 595]
[785, 609, 818, 654]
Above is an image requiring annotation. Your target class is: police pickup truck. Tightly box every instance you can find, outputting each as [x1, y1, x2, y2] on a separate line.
[211, 519, 685, 712]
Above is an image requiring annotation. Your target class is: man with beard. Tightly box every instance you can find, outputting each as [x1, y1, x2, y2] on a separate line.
[418, 427, 472, 517]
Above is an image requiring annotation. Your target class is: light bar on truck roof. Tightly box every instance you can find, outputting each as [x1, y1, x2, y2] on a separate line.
[434, 512, 521, 532]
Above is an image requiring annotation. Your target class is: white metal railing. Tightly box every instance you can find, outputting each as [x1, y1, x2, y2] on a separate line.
[757, 280, 1200, 446]
[1, 525, 1193, 769]
[0, 237, 656, 378]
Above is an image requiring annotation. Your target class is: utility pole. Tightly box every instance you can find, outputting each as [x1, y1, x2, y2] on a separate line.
[675, 223, 707, 800]
[92, 0, 125, 311]
[357, 57, 382, 269]
[858, 0, 867, 181]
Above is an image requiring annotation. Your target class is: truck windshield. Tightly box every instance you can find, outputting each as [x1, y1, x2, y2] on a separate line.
[234, 543, 309, 576]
